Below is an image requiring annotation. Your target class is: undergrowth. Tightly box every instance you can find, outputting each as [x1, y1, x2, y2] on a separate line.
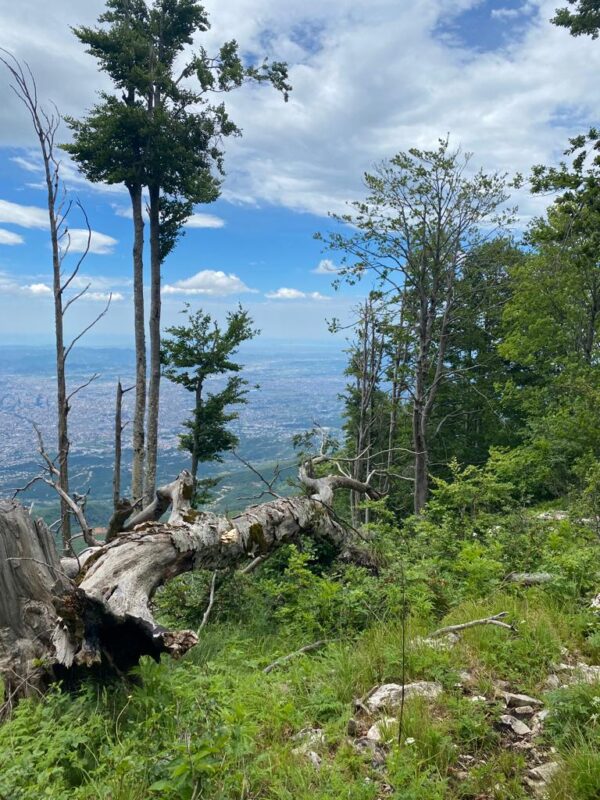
[1, 467, 599, 799]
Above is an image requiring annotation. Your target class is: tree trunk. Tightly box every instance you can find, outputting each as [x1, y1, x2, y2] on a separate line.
[413, 413, 428, 514]
[36, 120, 72, 553]
[0, 468, 378, 709]
[144, 184, 161, 505]
[190, 381, 203, 483]
[113, 380, 125, 510]
[129, 183, 146, 503]
[0, 501, 72, 716]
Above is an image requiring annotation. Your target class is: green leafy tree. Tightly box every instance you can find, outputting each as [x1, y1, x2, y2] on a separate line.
[498, 135, 600, 496]
[161, 305, 258, 502]
[429, 238, 527, 472]
[66, 0, 290, 503]
[320, 139, 512, 512]
[553, 0, 600, 38]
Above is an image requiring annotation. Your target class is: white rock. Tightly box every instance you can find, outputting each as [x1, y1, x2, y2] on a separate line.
[531, 709, 550, 735]
[544, 674, 561, 690]
[528, 761, 560, 783]
[536, 510, 568, 521]
[502, 691, 543, 708]
[591, 593, 600, 610]
[291, 727, 325, 753]
[367, 681, 443, 711]
[555, 662, 600, 684]
[306, 751, 322, 768]
[499, 714, 532, 736]
[470, 695, 487, 703]
[366, 717, 396, 743]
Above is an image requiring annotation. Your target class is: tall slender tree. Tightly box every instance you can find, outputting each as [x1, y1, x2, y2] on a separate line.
[67, 0, 290, 504]
[320, 139, 511, 512]
[1, 53, 112, 551]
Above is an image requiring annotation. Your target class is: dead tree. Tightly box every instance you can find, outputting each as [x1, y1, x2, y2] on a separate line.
[113, 381, 135, 510]
[0, 463, 379, 711]
[0, 52, 110, 553]
[14, 425, 101, 551]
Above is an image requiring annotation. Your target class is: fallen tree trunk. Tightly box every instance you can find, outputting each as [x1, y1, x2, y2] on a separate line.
[0, 468, 378, 710]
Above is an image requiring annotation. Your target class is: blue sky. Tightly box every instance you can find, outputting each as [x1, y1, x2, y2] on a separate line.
[0, 0, 599, 345]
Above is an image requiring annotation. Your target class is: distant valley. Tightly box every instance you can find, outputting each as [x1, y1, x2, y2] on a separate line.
[0, 343, 346, 526]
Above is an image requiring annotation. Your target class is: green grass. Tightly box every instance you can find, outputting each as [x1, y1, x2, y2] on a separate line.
[0, 588, 594, 800]
[1, 503, 599, 799]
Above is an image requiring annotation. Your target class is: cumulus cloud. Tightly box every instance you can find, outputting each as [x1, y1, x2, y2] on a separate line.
[0, 228, 24, 245]
[24, 282, 52, 295]
[0, 198, 48, 228]
[0, 199, 117, 253]
[84, 291, 124, 302]
[163, 269, 256, 296]
[66, 229, 118, 255]
[0, 272, 21, 293]
[184, 213, 226, 229]
[265, 287, 329, 300]
[312, 258, 339, 274]
[2, 0, 600, 226]
[112, 205, 225, 229]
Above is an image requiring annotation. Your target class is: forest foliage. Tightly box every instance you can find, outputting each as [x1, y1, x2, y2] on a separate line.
[1, 1, 600, 799]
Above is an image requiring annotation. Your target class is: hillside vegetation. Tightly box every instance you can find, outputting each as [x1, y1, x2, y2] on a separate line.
[1, 470, 599, 799]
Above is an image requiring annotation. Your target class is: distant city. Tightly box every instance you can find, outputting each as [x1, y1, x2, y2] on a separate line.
[0, 343, 347, 526]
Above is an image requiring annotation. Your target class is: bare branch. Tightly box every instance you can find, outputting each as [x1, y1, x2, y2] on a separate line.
[196, 572, 218, 634]
[66, 373, 99, 405]
[64, 294, 112, 361]
[430, 612, 515, 638]
[263, 641, 328, 674]
[233, 451, 282, 500]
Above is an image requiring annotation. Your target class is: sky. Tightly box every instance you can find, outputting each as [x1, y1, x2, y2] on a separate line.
[0, 0, 599, 345]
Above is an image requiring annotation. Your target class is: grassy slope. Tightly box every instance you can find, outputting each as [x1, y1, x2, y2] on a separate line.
[0, 512, 599, 799]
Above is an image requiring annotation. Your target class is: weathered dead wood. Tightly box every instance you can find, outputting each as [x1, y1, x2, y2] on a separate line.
[505, 572, 554, 586]
[430, 612, 515, 638]
[0, 501, 72, 716]
[263, 640, 328, 674]
[0, 465, 377, 706]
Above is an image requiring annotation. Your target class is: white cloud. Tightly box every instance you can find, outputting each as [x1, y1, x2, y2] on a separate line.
[1, 0, 600, 227]
[24, 282, 52, 295]
[266, 287, 329, 300]
[163, 269, 256, 296]
[112, 206, 225, 230]
[70, 274, 132, 291]
[112, 205, 134, 219]
[0, 200, 116, 253]
[184, 213, 226, 229]
[66, 229, 118, 255]
[84, 291, 124, 302]
[0, 198, 48, 228]
[312, 258, 339, 274]
[0, 272, 21, 293]
[10, 154, 40, 173]
[491, 3, 535, 21]
[0, 229, 24, 245]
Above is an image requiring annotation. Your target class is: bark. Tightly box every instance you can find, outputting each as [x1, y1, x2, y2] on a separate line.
[113, 380, 125, 510]
[129, 183, 147, 503]
[0, 467, 377, 707]
[144, 183, 161, 505]
[0, 501, 72, 716]
[190, 381, 203, 482]
[413, 408, 428, 514]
